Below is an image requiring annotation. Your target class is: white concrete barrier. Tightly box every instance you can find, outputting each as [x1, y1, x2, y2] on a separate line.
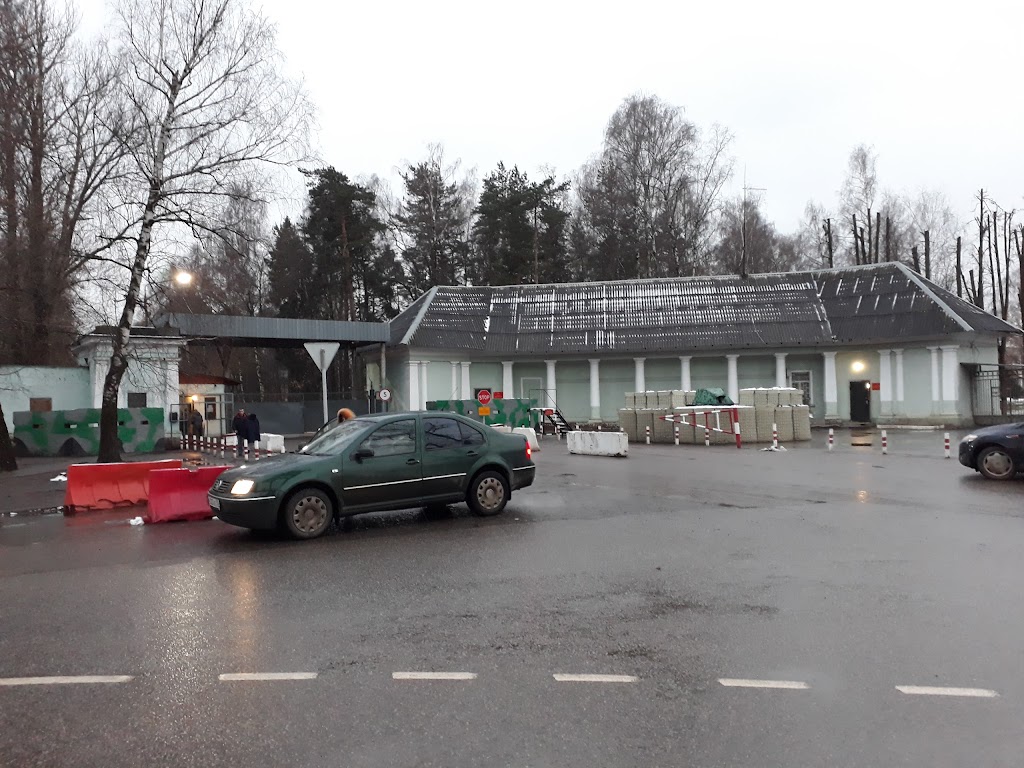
[489, 425, 514, 433]
[224, 433, 285, 453]
[567, 430, 628, 458]
[512, 427, 540, 451]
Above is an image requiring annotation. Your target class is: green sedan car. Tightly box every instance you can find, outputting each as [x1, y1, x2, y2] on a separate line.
[208, 412, 536, 539]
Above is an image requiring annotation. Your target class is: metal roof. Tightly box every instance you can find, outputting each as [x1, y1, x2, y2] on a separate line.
[157, 313, 390, 348]
[391, 263, 1020, 354]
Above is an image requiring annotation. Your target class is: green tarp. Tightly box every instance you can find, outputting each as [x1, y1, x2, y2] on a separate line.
[692, 388, 733, 406]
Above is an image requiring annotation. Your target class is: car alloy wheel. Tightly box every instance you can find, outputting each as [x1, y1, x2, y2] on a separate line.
[978, 446, 1015, 481]
[284, 489, 333, 539]
[468, 471, 509, 516]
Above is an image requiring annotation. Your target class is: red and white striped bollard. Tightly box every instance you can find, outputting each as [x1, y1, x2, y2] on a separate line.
[772, 423, 779, 450]
[944, 432, 950, 459]
[881, 429, 888, 455]
[828, 427, 834, 452]
[704, 427, 710, 447]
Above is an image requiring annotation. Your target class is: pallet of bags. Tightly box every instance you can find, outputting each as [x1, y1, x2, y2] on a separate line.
[737, 406, 758, 443]
[739, 388, 757, 407]
[634, 409, 655, 442]
[618, 409, 639, 442]
[793, 405, 812, 440]
[651, 410, 675, 443]
[656, 391, 673, 409]
[774, 406, 795, 443]
[624, 392, 638, 409]
[754, 388, 772, 410]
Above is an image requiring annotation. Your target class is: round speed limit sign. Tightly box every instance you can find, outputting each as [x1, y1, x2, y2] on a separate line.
[378, 388, 392, 402]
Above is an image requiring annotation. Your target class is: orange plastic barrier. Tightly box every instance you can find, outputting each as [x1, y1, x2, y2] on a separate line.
[144, 466, 231, 524]
[64, 459, 183, 513]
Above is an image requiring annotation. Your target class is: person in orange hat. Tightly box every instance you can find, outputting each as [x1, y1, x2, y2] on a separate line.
[337, 407, 356, 424]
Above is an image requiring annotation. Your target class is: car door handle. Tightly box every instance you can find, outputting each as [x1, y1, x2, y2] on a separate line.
[406, 458, 420, 465]
[466, 451, 479, 457]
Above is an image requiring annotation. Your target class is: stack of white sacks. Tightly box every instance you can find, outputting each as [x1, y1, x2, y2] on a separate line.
[618, 388, 811, 444]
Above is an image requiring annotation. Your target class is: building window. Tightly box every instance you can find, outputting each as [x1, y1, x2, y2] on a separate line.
[127, 392, 148, 408]
[204, 396, 217, 420]
[29, 398, 52, 412]
[789, 371, 812, 406]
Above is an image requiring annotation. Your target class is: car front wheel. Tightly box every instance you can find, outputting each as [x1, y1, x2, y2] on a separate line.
[977, 446, 1016, 481]
[282, 488, 334, 539]
[467, 471, 509, 516]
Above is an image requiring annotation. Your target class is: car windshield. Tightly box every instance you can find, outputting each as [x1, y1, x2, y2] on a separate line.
[299, 419, 373, 455]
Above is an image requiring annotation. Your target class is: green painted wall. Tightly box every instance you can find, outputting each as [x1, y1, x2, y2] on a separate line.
[737, 356, 775, 389]
[513, 362, 547, 403]
[645, 358, 678, 392]
[901, 347, 933, 418]
[554, 361, 589, 423]
[691, 357, 728, 391]
[599, 360, 633, 422]
[470, 362, 503, 393]
[13, 407, 167, 457]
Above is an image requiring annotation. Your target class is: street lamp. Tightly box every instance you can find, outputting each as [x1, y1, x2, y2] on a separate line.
[174, 270, 194, 287]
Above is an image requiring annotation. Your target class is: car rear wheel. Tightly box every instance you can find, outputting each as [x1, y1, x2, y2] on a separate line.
[467, 471, 509, 517]
[282, 488, 334, 539]
[977, 446, 1016, 481]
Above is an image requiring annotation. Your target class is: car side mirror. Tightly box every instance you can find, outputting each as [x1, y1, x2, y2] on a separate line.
[353, 447, 374, 462]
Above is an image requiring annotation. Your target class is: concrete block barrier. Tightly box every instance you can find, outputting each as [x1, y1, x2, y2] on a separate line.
[567, 430, 628, 457]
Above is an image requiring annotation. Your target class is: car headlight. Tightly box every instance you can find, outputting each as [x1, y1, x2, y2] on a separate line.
[230, 479, 255, 495]
[961, 434, 978, 443]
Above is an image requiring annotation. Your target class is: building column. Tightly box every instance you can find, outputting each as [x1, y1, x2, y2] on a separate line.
[450, 362, 459, 400]
[502, 361, 514, 400]
[928, 346, 940, 415]
[893, 349, 905, 416]
[545, 360, 557, 410]
[459, 361, 471, 400]
[726, 354, 739, 403]
[941, 345, 959, 415]
[589, 359, 601, 421]
[680, 356, 692, 392]
[634, 357, 646, 394]
[878, 349, 893, 418]
[823, 351, 839, 418]
[774, 352, 788, 389]
[419, 361, 430, 410]
[408, 361, 420, 411]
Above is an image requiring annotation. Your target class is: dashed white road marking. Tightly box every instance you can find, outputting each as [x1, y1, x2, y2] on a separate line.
[718, 678, 810, 690]
[553, 674, 638, 683]
[392, 672, 477, 681]
[219, 672, 318, 681]
[0, 675, 133, 686]
[896, 685, 999, 698]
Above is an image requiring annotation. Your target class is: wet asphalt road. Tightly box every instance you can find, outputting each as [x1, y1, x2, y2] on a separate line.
[2, 433, 1023, 767]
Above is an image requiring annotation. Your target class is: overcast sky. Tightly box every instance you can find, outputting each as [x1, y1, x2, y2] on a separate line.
[78, 0, 1024, 232]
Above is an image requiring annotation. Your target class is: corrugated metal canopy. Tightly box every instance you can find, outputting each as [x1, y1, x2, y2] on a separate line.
[157, 313, 390, 348]
[391, 262, 1020, 354]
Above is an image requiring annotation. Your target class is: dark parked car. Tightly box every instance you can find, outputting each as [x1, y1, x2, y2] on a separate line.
[959, 423, 1024, 480]
[208, 412, 536, 539]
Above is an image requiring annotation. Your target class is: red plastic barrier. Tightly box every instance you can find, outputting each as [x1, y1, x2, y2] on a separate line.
[64, 459, 183, 513]
[144, 465, 231, 524]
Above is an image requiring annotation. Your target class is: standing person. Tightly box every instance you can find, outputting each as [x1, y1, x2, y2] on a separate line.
[190, 407, 204, 438]
[247, 412, 261, 457]
[232, 408, 248, 458]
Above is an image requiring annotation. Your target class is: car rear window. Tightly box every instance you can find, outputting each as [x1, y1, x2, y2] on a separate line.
[424, 418, 462, 450]
[460, 422, 485, 446]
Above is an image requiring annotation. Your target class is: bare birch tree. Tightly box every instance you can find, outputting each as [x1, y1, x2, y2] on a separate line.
[95, 0, 313, 462]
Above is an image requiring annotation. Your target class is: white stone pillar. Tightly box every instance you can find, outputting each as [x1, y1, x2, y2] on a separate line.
[460, 361, 471, 400]
[502, 361, 514, 400]
[878, 349, 892, 418]
[450, 362, 459, 400]
[419, 361, 430, 410]
[589, 359, 601, 421]
[545, 360, 557, 409]
[408, 361, 420, 411]
[726, 354, 739, 403]
[680, 356, 692, 392]
[634, 357, 646, 394]
[823, 351, 838, 418]
[928, 346, 940, 414]
[893, 349, 905, 416]
[941, 345, 959, 415]
[774, 352, 788, 389]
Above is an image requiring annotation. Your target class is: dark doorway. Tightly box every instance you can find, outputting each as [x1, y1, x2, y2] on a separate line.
[850, 380, 872, 422]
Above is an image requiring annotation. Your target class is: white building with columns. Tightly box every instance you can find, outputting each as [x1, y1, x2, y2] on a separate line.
[366, 264, 1019, 428]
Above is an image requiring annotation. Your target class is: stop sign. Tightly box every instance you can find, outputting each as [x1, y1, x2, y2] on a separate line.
[477, 389, 492, 406]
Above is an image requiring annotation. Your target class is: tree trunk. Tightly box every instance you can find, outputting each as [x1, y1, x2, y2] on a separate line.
[873, 211, 881, 264]
[823, 218, 834, 268]
[866, 209, 873, 264]
[976, 189, 985, 310]
[851, 215, 859, 265]
[956, 236, 963, 297]
[884, 217, 891, 262]
[912, 245, 920, 273]
[0, 402, 17, 471]
[923, 230, 931, 279]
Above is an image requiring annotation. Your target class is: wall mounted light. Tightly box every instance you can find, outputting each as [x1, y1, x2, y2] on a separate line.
[851, 360, 866, 373]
